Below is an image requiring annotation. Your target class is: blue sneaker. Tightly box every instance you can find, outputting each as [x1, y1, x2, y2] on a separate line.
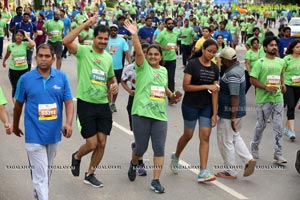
[197, 170, 216, 183]
[137, 162, 147, 176]
[284, 128, 296, 141]
[170, 152, 179, 174]
[151, 179, 165, 193]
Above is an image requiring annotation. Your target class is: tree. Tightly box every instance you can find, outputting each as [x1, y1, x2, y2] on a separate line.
[106, 0, 118, 8]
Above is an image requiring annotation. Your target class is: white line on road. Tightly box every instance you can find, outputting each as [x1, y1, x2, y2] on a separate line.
[112, 121, 248, 200]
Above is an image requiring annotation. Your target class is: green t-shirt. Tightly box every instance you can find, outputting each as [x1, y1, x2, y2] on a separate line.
[246, 36, 263, 47]
[250, 57, 284, 103]
[178, 7, 185, 16]
[0, 19, 6, 37]
[0, 86, 7, 105]
[43, 20, 64, 42]
[155, 29, 179, 61]
[71, 21, 78, 29]
[179, 27, 194, 45]
[75, 45, 114, 104]
[283, 55, 300, 86]
[85, 5, 92, 13]
[246, 22, 256, 34]
[132, 59, 168, 121]
[79, 28, 94, 46]
[8, 42, 29, 70]
[245, 48, 265, 71]
[1, 12, 11, 23]
[74, 13, 88, 24]
[113, 10, 123, 21]
[230, 26, 239, 37]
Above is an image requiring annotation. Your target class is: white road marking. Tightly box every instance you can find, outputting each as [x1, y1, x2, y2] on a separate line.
[112, 121, 248, 199]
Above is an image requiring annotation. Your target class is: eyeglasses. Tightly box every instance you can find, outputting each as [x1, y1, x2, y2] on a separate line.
[167, 23, 174, 25]
[110, 29, 118, 32]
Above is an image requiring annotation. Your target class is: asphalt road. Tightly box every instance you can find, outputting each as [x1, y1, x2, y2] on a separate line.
[1, 27, 300, 200]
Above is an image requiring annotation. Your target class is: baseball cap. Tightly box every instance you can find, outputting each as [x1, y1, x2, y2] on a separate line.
[220, 47, 237, 60]
[110, 24, 119, 29]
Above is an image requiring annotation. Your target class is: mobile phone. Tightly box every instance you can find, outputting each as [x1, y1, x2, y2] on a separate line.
[61, 129, 67, 136]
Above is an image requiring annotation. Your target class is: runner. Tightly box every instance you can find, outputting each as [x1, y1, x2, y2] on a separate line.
[13, 44, 74, 200]
[216, 47, 256, 179]
[0, 86, 12, 134]
[124, 20, 181, 193]
[283, 40, 300, 141]
[63, 15, 118, 188]
[171, 39, 219, 182]
[2, 30, 35, 104]
[250, 36, 287, 164]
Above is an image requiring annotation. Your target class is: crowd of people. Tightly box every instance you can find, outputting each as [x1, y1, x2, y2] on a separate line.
[1, 0, 300, 199]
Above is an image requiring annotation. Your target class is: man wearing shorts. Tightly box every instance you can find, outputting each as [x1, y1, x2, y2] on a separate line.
[107, 24, 131, 112]
[43, 10, 64, 70]
[63, 15, 118, 188]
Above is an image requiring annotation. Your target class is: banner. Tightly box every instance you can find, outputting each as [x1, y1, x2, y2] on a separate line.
[214, 0, 238, 5]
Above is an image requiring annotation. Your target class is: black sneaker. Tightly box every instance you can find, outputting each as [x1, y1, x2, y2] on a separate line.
[296, 150, 300, 174]
[83, 173, 103, 188]
[151, 179, 165, 194]
[128, 160, 137, 181]
[71, 151, 81, 176]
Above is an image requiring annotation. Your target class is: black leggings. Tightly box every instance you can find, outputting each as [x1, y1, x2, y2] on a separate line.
[8, 68, 28, 97]
[284, 85, 300, 120]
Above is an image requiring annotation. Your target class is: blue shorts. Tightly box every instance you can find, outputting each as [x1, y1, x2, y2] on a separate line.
[181, 103, 212, 128]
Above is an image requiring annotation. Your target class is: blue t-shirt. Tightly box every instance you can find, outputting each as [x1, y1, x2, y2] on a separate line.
[14, 67, 73, 145]
[218, 64, 246, 119]
[61, 17, 71, 36]
[138, 26, 155, 44]
[118, 26, 131, 37]
[106, 36, 129, 70]
[9, 15, 23, 34]
[71, 10, 79, 18]
[213, 30, 232, 43]
[278, 37, 295, 58]
[46, 10, 54, 20]
[15, 21, 37, 39]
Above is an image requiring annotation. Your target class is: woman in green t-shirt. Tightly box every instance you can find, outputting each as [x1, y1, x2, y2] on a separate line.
[283, 40, 300, 141]
[124, 21, 181, 194]
[2, 30, 35, 103]
[245, 38, 265, 94]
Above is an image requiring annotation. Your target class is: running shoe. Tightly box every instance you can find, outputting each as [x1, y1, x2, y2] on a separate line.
[128, 160, 136, 181]
[284, 128, 296, 141]
[170, 152, 179, 174]
[110, 103, 117, 112]
[84, 173, 103, 188]
[71, 151, 81, 176]
[273, 154, 287, 164]
[295, 150, 300, 174]
[137, 162, 147, 176]
[197, 170, 216, 182]
[151, 179, 165, 193]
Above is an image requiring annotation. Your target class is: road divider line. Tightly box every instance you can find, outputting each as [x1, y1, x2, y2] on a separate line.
[112, 121, 248, 199]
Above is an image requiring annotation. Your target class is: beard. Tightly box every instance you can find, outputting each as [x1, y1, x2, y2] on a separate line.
[167, 26, 174, 31]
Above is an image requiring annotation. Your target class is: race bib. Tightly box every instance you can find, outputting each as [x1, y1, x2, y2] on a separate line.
[90, 69, 107, 86]
[292, 76, 300, 86]
[152, 22, 156, 27]
[51, 30, 60, 37]
[150, 86, 165, 101]
[266, 75, 280, 87]
[100, 21, 106, 25]
[14, 56, 27, 67]
[167, 43, 176, 51]
[38, 103, 58, 120]
[37, 30, 43, 35]
[83, 40, 93, 46]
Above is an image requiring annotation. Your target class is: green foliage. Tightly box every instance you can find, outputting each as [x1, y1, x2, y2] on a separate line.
[33, 0, 43, 10]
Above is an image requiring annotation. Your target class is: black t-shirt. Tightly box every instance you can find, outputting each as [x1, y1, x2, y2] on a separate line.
[183, 57, 219, 108]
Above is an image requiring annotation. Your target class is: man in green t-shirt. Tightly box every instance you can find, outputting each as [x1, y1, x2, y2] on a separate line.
[155, 17, 179, 96]
[250, 36, 287, 164]
[42, 10, 64, 70]
[179, 19, 194, 68]
[63, 15, 118, 188]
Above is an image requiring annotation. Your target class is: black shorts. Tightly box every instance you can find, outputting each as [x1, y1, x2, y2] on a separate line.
[47, 41, 62, 55]
[77, 99, 112, 139]
[114, 69, 123, 84]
